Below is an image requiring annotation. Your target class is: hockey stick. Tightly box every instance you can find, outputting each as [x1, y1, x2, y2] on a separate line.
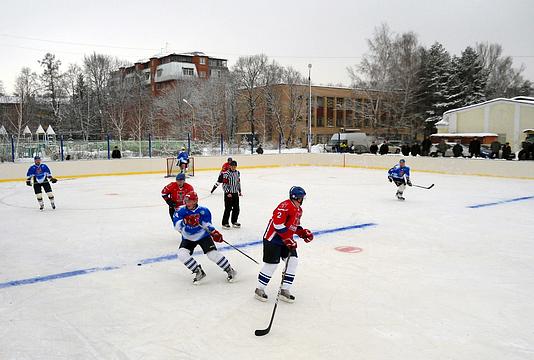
[222, 240, 259, 264]
[413, 184, 434, 189]
[255, 257, 290, 336]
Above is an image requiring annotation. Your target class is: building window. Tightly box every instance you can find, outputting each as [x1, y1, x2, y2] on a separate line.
[199, 71, 206, 78]
[183, 68, 194, 76]
[199, 57, 206, 65]
[156, 69, 162, 77]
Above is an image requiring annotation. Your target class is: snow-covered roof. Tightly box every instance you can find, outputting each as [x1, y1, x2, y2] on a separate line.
[35, 125, 45, 134]
[511, 96, 534, 102]
[443, 97, 534, 115]
[435, 119, 448, 127]
[431, 133, 498, 138]
[23, 126, 32, 135]
[523, 129, 534, 133]
[0, 96, 21, 104]
[46, 125, 56, 135]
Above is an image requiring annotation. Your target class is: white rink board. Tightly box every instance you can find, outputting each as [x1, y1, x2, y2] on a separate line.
[1, 167, 534, 360]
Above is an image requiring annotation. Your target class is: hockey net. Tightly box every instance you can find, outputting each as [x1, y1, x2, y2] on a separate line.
[166, 157, 195, 177]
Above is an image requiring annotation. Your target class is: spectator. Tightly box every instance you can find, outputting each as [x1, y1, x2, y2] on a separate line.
[469, 137, 481, 158]
[501, 142, 512, 160]
[401, 143, 410, 156]
[529, 142, 534, 160]
[452, 142, 463, 157]
[421, 137, 432, 156]
[350, 144, 355, 153]
[410, 142, 421, 157]
[518, 141, 529, 160]
[379, 141, 389, 155]
[111, 146, 121, 159]
[437, 139, 449, 157]
[256, 145, 264, 154]
[490, 140, 501, 159]
[370, 141, 378, 155]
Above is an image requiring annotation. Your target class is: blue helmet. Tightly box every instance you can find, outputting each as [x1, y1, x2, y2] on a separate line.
[176, 173, 186, 181]
[289, 186, 306, 200]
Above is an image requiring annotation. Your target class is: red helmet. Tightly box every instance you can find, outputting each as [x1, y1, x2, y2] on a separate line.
[184, 191, 198, 202]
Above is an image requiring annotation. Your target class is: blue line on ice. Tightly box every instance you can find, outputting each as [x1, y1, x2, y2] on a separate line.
[0, 223, 377, 290]
[467, 196, 534, 209]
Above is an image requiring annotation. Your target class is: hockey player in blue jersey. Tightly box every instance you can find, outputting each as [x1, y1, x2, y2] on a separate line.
[388, 159, 412, 200]
[26, 156, 57, 210]
[172, 191, 236, 284]
[177, 146, 190, 175]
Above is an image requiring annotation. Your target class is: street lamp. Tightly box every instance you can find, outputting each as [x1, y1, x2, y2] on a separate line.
[182, 98, 195, 140]
[308, 64, 312, 153]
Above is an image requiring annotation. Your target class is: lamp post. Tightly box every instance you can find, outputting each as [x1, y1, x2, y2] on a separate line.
[308, 64, 312, 153]
[182, 98, 195, 140]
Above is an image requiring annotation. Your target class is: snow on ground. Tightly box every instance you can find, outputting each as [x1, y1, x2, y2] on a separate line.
[1, 166, 533, 360]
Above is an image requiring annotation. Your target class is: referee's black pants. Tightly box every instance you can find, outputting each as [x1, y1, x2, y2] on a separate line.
[222, 192, 240, 225]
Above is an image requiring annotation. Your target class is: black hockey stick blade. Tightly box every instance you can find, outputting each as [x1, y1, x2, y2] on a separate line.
[254, 303, 278, 336]
[414, 183, 434, 189]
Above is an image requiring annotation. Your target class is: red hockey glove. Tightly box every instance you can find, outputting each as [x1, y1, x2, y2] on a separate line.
[296, 228, 314, 243]
[282, 236, 297, 250]
[210, 229, 223, 243]
[184, 214, 201, 227]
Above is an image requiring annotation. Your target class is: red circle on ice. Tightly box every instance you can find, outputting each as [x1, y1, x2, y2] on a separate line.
[335, 246, 363, 253]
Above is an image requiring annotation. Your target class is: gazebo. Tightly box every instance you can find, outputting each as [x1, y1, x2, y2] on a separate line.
[35, 124, 46, 142]
[23, 125, 32, 140]
[46, 125, 56, 142]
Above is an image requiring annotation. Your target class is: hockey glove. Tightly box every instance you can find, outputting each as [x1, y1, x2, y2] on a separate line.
[184, 214, 201, 227]
[26, 179, 32, 186]
[407, 179, 412, 187]
[296, 228, 314, 243]
[282, 236, 297, 250]
[50, 177, 58, 183]
[165, 198, 176, 208]
[210, 229, 223, 243]
[388, 176, 393, 183]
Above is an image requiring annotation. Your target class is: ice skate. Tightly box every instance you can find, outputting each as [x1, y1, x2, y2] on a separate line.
[51, 202, 56, 209]
[255, 288, 268, 302]
[39, 202, 44, 211]
[192, 266, 206, 284]
[222, 224, 231, 229]
[232, 222, 241, 228]
[396, 192, 405, 201]
[280, 289, 295, 303]
[225, 267, 237, 282]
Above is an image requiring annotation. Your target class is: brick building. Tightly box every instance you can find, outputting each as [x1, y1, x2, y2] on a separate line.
[115, 52, 229, 96]
[237, 84, 410, 146]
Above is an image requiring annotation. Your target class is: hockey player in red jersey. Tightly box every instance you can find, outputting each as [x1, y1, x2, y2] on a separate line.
[255, 186, 314, 303]
[161, 173, 195, 219]
[210, 157, 233, 194]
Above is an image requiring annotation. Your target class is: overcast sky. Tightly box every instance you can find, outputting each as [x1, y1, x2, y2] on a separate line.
[1, 0, 533, 94]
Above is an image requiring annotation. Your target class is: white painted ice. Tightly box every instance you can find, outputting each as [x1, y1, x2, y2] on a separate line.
[1, 166, 533, 360]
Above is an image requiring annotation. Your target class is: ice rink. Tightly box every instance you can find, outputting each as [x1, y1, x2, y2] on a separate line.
[1, 166, 534, 360]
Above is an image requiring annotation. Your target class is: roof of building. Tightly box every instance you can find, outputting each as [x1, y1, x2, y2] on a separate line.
[431, 133, 498, 138]
[443, 97, 534, 116]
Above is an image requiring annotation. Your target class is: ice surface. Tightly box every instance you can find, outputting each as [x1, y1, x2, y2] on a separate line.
[1, 167, 534, 359]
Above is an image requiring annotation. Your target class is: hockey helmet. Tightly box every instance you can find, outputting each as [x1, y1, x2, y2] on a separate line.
[184, 191, 198, 203]
[176, 173, 186, 181]
[289, 186, 306, 200]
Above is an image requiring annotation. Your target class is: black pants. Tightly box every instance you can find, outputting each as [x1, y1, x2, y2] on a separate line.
[168, 206, 176, 220]
[222, 193, 239, 225]
[33, 181, 52, 194]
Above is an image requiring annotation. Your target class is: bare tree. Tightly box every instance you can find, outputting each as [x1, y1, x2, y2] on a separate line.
[233, 54, 268, 148]
[282, 67, 306, 147]
[10, 68, 39, 156]
[39, 53, 64, 129]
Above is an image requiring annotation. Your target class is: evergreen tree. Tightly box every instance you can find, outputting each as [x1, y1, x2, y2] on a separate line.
[446, 46, 488, 107]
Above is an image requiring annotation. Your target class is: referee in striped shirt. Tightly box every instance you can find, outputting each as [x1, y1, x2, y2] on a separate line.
[222, 160, 242, 229]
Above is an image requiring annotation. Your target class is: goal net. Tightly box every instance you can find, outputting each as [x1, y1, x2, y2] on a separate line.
[166, 157, 195, 178]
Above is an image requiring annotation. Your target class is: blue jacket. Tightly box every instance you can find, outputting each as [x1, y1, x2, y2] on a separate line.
[27, 164, 52, 184]
[172, 205, 215, 241]
[388, 164, 410, 179]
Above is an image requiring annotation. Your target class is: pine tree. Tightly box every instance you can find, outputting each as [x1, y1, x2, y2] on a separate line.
[446, 46, 488, 107]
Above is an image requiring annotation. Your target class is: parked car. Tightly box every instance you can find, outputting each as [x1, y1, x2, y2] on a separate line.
[386, 140, 402, 154]
[327, 132, 372, 152]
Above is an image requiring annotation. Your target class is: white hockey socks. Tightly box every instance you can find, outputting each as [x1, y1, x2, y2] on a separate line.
[257, 262, 278, 290]
[177, 248, 199, 272]
[281, 256, 298, 290]
[206, 250, 231, 272]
